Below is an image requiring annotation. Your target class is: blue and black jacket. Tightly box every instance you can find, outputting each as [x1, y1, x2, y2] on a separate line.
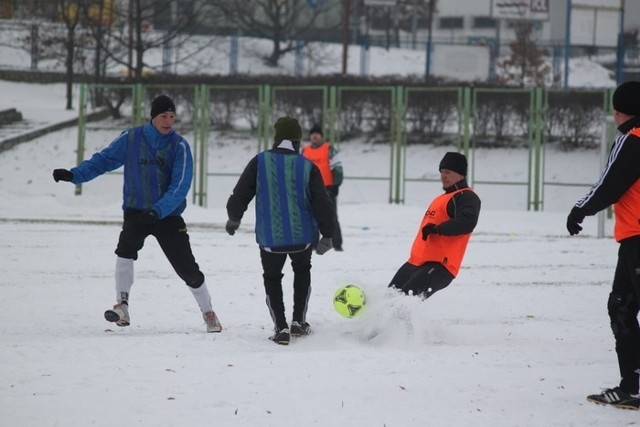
[227, 145, 334, 252]
[70, 123, 192, 218]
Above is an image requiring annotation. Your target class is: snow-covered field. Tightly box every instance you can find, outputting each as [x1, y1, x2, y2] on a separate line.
[1, 77, 638, 426]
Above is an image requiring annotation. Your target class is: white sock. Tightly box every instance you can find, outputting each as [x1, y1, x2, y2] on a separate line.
[115, 257, 134, 303]
[190, 282, 213, 313]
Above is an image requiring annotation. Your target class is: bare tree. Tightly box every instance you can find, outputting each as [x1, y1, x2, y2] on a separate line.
[89, 0, 215, 79]
[17, 0, 86, 109]
[213, 0, 338, 67]
[498, 21, 549, 87]
[57, 0, 85, 110]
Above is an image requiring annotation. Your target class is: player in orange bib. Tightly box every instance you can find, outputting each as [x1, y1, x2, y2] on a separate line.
[389, 152, 481, 299]
[302, 125, 344, 250]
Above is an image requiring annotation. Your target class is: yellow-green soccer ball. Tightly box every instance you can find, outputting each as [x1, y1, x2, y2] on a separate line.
[333, 285, 366, 318]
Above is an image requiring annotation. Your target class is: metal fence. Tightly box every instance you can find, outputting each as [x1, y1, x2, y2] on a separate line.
[74, 82, 614, 211]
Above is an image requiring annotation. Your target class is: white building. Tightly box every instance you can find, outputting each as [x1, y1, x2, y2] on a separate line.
[363, 0, 637, 49]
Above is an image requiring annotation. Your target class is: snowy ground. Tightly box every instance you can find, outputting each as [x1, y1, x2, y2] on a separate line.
[0, 79, 638, 426]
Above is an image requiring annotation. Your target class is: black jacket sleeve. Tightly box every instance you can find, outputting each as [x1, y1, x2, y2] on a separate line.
[226, 156, 258, 221]
[309, 164, 335, 238]
[576, 131, 640, 216]
[438, 189, 481, 236]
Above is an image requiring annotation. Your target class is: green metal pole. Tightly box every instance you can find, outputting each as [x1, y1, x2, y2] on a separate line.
[191, 85, 200, 205]
[525, 90, 533, 211]
[526, 87, 541, 211]
[133, 83, 144, 126]
[75, 83, 87, 196]
[393, 85, 405, 204]
[388, 87, 396, 204]
[321, 86, 329, 143]
[463, 87, 472, 185]
[399, 86, 408, 204]
[329, 86, 337, 144]
[259, 85, 272, 152]
[199, 85, 210, 207]
[535, 87, 543, 211]
[329, 86, 340, 143]
[540, 88, 548, 211]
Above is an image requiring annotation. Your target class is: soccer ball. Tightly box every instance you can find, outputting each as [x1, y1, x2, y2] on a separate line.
[333, 285, 366, 318]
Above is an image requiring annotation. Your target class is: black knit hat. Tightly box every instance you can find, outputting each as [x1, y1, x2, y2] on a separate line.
[274, 116, 302, 142]
[150, 95, 176, 119]
[439, 152, 468, 176]
[612, 81, 640, 116]
[309, 125, 323, 136]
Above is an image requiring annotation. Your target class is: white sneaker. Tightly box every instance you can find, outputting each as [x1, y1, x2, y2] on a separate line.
[203, 311, 222, 333]
[104, 303, 130, 327]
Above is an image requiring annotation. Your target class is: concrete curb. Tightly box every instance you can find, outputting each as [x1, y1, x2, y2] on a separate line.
[0, 109, 111, 153]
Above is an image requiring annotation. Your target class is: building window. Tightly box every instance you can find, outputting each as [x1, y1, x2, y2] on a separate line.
[473, 17, 496, 29]
[439, 17, 464, 30]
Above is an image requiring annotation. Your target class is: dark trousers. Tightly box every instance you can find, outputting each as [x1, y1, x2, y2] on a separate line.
[388, 262, 454, 300]
[609, 236, 640, 394]
[115, 210, 204, 288]
[260, 246, 313, 330]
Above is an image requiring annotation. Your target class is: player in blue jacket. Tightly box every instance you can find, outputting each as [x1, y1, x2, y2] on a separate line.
[52, 95, 222, 333]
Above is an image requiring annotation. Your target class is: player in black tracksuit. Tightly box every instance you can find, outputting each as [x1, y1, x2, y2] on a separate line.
[225, 117, 335, 345]
[567, 81, 640, 410]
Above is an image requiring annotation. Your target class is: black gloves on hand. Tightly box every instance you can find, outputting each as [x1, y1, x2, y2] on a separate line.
[566, 206, 585, 236]
[53, 169, 73, 182]
[225, 218, 241, 236]
[138, 210, 159, 225]
[316, 236, 333, 255]
[421, 223, 438, 240]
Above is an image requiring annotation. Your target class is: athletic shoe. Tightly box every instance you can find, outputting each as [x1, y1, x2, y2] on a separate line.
[290, 321, 311, 337]
[587, 387, 640, 410]
[203, 311, 222, 333]
[269, 328, 290, 345]
[104, 303, 130, 327]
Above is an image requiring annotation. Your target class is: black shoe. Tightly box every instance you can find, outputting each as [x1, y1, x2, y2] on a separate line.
[269, 328, 290, 345]
[290, 321, 311, 337]
[334, 246, 343, 252]
[587, 387, 640, 410]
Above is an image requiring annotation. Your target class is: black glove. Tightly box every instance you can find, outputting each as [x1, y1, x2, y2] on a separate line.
[138, 210, 159, 225]
[566, 206, 585, 236]
[53, 169, 73, 182]
[316, 236, 333, 255]
[225, 218, 241, 236]
[421, 223, 438, 240]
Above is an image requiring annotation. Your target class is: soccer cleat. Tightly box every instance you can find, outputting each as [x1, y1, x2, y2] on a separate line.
[203, 311, 222, 333]
[587, 387, 640, 410]
[290, 321, 311, 337]
[104, 303, 130, 327]
[269, 328, 290, 345]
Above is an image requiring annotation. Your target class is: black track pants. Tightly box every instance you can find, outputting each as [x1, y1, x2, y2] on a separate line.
[389, 261, 454, 300]
[260, 247, 313, 330]
[609, 236, 640, 394]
